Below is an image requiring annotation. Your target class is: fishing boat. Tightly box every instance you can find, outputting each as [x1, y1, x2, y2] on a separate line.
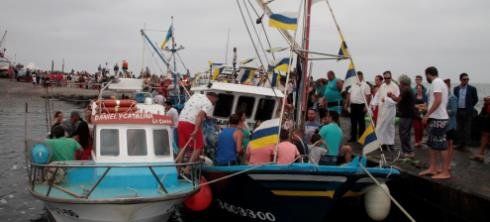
[185, 0, 401, 221]
[27, 78, 201, 222]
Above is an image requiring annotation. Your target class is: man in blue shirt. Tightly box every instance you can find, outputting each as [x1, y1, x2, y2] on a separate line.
[453, 73, 478, 149]
[323, 71, 344, 115]
[215, 114, 243, 165]
[319, 111, 352, 164]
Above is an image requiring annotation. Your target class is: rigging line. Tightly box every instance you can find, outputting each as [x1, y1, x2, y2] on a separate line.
[243, 0, 270, 65]
[147, 45, 166, 75]
[359, 163, 416, 222]
[175, 51, 188, 72]
[236, 0, 266, 68]
[237, 0, 279, 98]
[254, 0, 297, 53]
[246, 0, 276, 61]
[237, 0, 277, 98]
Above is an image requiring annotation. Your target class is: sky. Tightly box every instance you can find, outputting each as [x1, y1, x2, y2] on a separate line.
[1, 0, 489, 83]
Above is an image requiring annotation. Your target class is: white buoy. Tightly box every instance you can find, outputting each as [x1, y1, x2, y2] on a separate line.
[364, 183, 391, 221]
[144, 97, 153, 105]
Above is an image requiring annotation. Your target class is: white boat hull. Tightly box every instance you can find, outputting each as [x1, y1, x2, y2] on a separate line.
[45, 199, 183, 222]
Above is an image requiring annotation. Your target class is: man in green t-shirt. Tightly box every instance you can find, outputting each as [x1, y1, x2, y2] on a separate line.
[319, 111, 353, 163]
[44, 125, 82, 162]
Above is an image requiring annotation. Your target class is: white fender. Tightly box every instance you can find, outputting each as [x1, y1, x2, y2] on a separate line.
[364, 183, 391, 221]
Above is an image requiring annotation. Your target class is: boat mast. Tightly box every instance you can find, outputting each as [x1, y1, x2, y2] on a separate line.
[297, 0, 313, 128]
[170, 17, 180, 99]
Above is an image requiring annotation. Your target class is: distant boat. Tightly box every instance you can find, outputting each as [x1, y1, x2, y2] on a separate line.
[27, 78, 201, 222]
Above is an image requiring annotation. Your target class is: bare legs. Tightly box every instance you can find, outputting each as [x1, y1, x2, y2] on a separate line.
[419, 148, 451, 179]
[432, 150, 451, 179]
[473, 132, 489, 161]
[341, 145, 353, 163]
[447, 139, 454, 170]
[419, 149, 438, 176]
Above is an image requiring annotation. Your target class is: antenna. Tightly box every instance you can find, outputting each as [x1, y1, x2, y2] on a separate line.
[225, 28, 231, 64]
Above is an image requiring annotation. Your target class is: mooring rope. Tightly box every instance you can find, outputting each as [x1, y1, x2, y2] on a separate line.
[358, 162, 416, 222]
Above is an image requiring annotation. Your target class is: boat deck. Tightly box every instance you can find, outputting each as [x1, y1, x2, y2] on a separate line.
[30, 164, 196, 201]
[32, 180, 194, 200]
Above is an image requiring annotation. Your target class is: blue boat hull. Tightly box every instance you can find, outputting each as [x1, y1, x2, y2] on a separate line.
[200, 161, 399, 222]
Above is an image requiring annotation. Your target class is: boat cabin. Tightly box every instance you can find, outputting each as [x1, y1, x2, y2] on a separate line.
[191, 81, 284, 127]
[90, 99, 175, 163]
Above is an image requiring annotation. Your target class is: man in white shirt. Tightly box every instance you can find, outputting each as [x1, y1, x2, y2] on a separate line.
[164, 101, 179, 128]
[374, 71, 399, 149]
[345, 71, 371, 142]
[176, 92, 218, 164]
[419, 66, 450, 180]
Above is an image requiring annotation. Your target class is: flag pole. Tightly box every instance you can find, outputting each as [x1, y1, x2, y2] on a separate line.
[272, 0, 305, 163]
[325, 0, 385, 160]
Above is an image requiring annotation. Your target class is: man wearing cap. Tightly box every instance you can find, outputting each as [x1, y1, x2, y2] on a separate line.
[176, 92, 219, 164]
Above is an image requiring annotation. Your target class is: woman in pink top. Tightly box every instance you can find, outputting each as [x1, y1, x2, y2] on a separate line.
[276, 129, 300, 164]
[246, 145, 274, 165]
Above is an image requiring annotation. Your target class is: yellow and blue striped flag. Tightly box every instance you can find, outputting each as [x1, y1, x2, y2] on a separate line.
[337, 41, 350, 60]
[210, 63, 223, 80]
[238, 67, 256, 84]
[269, 14, 298, 31]
[344, 61, 356, 88]
[160, 25, 173, 49]
[358, 124, 381, 155]
[274, 58, 290, 73]
[249, 118, 280, 150]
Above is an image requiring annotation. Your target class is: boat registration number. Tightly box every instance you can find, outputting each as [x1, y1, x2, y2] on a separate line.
[217, 199, 276, 221]
[52, 207, 79, 218]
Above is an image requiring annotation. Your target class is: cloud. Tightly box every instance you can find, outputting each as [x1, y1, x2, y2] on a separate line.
[0, 0, 489, 83]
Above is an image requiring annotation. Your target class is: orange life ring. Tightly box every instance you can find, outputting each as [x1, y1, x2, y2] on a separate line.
[99, 106, 137, 113]
[96, 100, 136, 107]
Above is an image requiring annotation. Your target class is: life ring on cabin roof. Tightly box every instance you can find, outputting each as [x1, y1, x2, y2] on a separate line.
[99, 106, 137, 114]
[95, 99, 137, 107]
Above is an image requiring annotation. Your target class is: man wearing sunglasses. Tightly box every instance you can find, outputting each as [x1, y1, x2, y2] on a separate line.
[374, 71, 400, 150]
[453, 73, 479, 150]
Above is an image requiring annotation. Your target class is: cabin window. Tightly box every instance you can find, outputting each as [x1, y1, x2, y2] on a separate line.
[127, 129, 147, 156]
[213, 93, 234, 117]
[255, 99, 275, 121]
[153, 129, 170, 156]
[236, 96, 255, 118]
[100, 129, 119, 156]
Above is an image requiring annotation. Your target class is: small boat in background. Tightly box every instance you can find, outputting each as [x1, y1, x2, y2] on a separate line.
[27, 78, 201, 222]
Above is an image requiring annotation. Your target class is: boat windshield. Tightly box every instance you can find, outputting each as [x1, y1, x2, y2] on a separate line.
[153, 129, 170, 156]
[100, 129, 119, 156]
[255, 98, 275, 121]
[127, 129, 147, 156]
[236, 96, 255, 118]
[213, 93, 234, 117]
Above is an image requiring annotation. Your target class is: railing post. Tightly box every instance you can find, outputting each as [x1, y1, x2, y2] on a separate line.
[46, 167, 59, 197]
[149, 166, 168, 194]
[84, 167, 111, 199]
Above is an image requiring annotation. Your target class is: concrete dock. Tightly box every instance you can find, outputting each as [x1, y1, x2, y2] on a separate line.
[341, 118, 490, 222]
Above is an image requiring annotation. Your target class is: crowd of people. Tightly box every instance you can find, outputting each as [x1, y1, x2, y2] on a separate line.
[173, 66, 489, 181]
[41, 65, 490, 181]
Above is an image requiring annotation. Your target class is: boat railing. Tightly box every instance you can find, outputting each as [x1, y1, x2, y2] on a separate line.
[27, 161, 202, 200]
